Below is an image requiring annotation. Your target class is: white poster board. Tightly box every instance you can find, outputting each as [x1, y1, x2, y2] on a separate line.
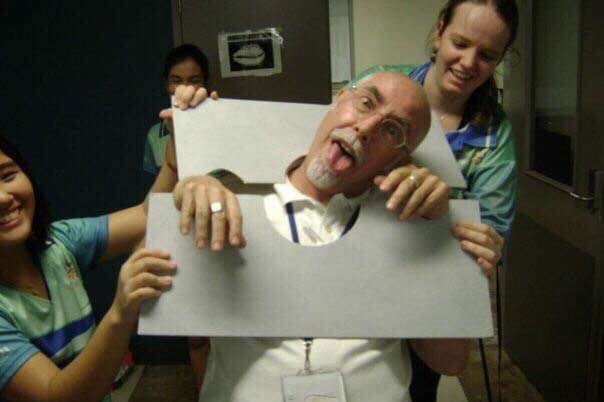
[173, 99, 466, 188]
[140, 196, 493, 338]
[141, 98, 491, 338]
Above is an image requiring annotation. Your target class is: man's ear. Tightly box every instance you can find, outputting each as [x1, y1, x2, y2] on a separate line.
[329, 87, 346, 110]
[332, 87, 349, 105]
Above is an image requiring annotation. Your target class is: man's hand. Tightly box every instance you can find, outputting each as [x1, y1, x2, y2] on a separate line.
[174, 175, 245, 250]
[452, 221, 504, 277]
[374, 163, 450, 220]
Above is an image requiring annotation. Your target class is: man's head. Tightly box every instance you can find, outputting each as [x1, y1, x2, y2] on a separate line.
[298, 71, 431, 199]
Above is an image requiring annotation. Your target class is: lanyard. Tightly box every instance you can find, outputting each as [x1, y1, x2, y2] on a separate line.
[284, 201, 360, 373]
[285, 203, 360, 244]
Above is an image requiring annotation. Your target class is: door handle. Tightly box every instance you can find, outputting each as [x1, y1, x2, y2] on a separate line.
[570, 192, 594, 202]
[594, 170, 604, 222]
[571, 170, 604, 221]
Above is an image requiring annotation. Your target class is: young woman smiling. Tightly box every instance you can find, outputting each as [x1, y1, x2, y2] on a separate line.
[353, 1, 519, 400]
[0, 135, 179, 402]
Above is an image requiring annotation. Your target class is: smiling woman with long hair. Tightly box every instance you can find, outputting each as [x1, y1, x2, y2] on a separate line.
[352, 1, 519, 400]
[0, 134, 180, 402]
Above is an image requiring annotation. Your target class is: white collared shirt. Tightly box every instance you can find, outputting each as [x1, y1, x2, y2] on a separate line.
[264, 179, 368, 246]
[198, 179, 412, 402]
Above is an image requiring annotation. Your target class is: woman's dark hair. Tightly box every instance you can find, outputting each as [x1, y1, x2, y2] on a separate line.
[432, 0, 519, 127]
[162, 44, 210, 88]
[0, 135, 50, 250]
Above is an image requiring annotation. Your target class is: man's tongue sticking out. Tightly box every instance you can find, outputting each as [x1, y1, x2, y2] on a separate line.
[328, 141, 354, 173]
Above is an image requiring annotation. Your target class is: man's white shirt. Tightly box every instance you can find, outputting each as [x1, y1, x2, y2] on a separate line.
[198, 180, 412, 402]
[264, 179, 367, 246]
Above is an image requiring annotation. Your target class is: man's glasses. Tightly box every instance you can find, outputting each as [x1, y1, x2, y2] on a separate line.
[349, 85, 410, 149]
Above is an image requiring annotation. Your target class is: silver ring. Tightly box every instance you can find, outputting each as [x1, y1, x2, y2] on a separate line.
[210, 202, 223, 214]
[407, 174, 420, 189]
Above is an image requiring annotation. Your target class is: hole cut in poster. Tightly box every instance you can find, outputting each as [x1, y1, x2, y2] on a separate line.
[218, 28, 283, 78]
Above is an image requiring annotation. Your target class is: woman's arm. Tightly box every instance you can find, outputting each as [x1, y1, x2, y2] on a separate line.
[1, 248, 175, 402]
[100, 155, 177, 261]
[101, 87, 221, 261]
[452, 116, 517, 276]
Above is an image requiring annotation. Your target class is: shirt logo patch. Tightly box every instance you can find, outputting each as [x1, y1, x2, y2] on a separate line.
[65, 263, 79, 281]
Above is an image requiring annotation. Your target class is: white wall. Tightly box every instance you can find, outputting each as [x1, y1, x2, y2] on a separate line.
[330, 0, 353, 82]
[351, 0, 446, 76]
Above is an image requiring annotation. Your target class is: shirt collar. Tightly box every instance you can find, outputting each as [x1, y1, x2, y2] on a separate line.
[445, 123, 499, 152]
[409, 61, 432, 85]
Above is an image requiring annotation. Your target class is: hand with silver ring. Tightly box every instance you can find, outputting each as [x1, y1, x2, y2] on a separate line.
[373, 162, 450, 220]
[210, 202, 223, 214]
[174, 175, 245, 250]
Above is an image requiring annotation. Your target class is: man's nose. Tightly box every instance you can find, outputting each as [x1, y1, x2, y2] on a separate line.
[354, 113, 383, 143]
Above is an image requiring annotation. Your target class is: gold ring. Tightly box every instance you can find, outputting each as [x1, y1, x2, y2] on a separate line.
[407, 174, 420, 189]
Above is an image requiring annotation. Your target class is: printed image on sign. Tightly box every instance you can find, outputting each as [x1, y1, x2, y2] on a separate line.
[218, 28, 283, 78]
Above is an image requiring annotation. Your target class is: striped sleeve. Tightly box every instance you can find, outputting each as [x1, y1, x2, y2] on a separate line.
[0, 311, 39, 390]
[49, 216, 109, 276]
[465, 117, 517, 237]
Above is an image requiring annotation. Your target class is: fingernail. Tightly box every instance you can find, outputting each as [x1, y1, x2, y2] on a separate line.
[386, 201, 395, 210]
[197, 239, 207, 248]
[161, 277, 172, 285]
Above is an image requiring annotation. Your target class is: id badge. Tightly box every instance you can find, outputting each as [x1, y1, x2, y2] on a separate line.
[281, 371, 347, 402]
